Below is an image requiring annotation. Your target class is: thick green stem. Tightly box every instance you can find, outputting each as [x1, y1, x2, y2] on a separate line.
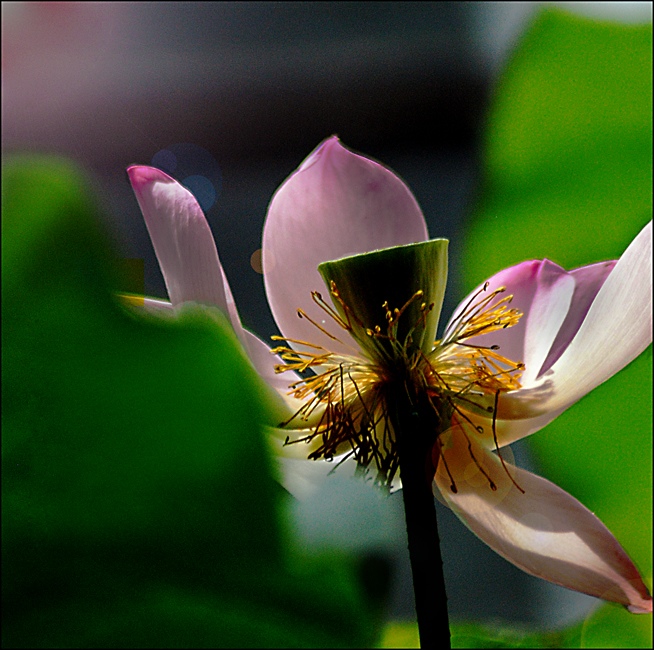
[390, 384, 451, 650]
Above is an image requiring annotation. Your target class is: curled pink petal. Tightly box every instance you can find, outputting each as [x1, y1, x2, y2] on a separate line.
[501, 221, 653, 418]
[127, 165, 245, 341]
[537, 260, 616, 377]
[449, 258, 616, 388]
[262, 136, 428, 354]
[520, 263, 576, 385]
[446, 260, 569, 377]
[545, 220, 653, 405]
[435, 424, 653, 612]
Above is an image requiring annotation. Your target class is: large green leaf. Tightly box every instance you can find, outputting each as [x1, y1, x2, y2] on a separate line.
[2, 156, 377, 648]
[465, 9, 651, 273]
[462, 8, 651, 647]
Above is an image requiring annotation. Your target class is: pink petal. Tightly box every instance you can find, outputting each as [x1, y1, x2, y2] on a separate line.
[434, 423, 653, 612]
[262, 137, 428, 355]
[545, 220, 652, 399]
[448, 259, 615, 388]
[462, 406, 567, 451]
[127, 165, 245, 341]
[446, 260, 572, 378]
[520, 263, 576, 385]
[501, 221, 653, 418]
[536, 260, 616, 378]
[456, 259, 615, 445]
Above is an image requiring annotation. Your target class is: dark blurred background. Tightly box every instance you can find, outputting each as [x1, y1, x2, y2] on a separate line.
[3, 0, 651, 632]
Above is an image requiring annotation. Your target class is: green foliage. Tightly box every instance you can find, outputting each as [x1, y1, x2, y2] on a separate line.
[466, 9, 652, 274]
[450, 621, 580, 649]
[380, 619, 582, 649]
[382, 613, 654, 649]
[579, 602, 654, 648]
[2, 156, 377, 648]
[462, 7, 652, 648]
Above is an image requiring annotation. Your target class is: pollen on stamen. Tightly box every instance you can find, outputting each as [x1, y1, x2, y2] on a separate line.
[420, 281, 528, 494]
[273, 286, 442, 488]
[273, 279, 527, 492]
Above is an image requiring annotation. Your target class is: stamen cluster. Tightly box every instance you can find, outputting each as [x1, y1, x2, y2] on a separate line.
[272, 282, 524, 490]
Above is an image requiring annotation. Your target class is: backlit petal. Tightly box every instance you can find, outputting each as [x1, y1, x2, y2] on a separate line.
[543, 221, 652, 401]
[463, 406, 566, 450]
[446, 260, 571, 376]
[127, 165, 245, 341]
[262, 137, 428, 355]
[500, 221, 652, 418]
[536, 260, 616, 378]
[520, 263, 575, 385]
[448, 258, 616, 390]
[434, 423, 653, 612]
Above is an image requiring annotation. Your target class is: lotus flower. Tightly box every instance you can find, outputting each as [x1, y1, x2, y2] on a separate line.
[127, 136, 652, 614]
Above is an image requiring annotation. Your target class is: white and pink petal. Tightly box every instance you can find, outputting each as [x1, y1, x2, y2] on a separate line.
[520, 262, 576, 385]
[445, 259, 569, 377]
[127, 165, 246, 344]
[434, 423, 652, 613]
[537, 260, 616, 377]
[500, 221, 652, 419]
[462, 405, 567, 451]
[262, 136, 428, 356]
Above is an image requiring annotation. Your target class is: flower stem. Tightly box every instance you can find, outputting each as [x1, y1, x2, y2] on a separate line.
[390, 384, 451, 650]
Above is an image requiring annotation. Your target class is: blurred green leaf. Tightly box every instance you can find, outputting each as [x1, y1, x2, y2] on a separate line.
[2, 156, 377, 648]
[450, 621, 578, 649]
[380, 619, 585, 649]
[465, 9, 651, 274]
[379, 620, 420, 648]
[463, 8, 652, 647]
[579, 601, 654, 648]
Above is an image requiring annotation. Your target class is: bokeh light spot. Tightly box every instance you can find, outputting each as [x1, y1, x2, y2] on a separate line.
[182, 174, 216, 212]
[151, 149, 177, 174]
[151, 143, 222, 211]
[250, 248, 263, 274]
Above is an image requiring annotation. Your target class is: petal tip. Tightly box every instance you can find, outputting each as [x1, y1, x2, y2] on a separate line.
[297, 135, 344, 172]
[126, 165, 174, 190]
[627, 597, 653, 614]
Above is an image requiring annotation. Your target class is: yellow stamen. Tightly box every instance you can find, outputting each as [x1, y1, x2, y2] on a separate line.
[273, 281, 525, 490]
